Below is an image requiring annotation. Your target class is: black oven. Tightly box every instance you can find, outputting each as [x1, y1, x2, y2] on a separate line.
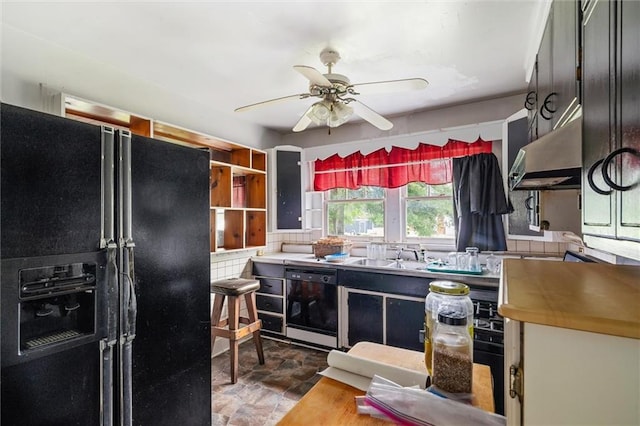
[285, 267, 338, 348]
[469, 286, 504, 415]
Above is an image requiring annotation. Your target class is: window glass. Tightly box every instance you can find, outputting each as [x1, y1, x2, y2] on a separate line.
[405, 182, 455, 239]
[326, 186, 384, 236]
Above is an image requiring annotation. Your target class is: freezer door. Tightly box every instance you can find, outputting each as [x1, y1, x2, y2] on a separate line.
[0, 103, 103, 258]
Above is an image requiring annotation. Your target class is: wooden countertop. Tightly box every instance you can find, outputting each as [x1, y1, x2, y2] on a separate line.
[277, 342, 495, 425]
[498, 259, 640, 339]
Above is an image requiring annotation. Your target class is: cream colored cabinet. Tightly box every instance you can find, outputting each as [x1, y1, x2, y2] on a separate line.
[499, 259, 640, 425]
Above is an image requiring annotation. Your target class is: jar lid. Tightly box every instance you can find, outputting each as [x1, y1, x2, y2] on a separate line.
[438, 309, 467, 326]
[429, 280, 469, 295]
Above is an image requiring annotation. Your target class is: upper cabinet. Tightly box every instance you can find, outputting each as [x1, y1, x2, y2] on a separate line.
[43, 91, 267, 254]
[268, 147, 304, 232]
[581, 0, 640, 260]
[534, 0, 582, 137]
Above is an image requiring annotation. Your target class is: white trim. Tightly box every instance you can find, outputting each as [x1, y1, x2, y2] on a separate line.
[305, 120, 503, 161]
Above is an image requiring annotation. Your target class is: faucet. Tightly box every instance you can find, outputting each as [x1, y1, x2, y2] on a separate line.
[391, 247, 407, 268]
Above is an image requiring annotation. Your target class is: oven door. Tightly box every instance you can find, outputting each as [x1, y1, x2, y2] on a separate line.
[285, 268, 338, 348]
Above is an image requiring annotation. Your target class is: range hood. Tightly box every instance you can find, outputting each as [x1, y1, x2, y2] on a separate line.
[509, 113, 582, 191]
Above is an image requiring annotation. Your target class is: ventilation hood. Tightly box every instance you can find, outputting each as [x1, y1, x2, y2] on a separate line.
[509, 113, 582, 190]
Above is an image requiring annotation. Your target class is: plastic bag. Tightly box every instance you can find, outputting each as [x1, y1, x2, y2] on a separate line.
[360, 375, 506, 426]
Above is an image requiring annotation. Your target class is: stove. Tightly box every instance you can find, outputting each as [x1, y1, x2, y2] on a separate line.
[468, 286, 504, 415]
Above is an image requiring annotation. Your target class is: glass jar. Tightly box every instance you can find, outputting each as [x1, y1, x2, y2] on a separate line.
[424, 281, 473, 375]
[465, 246, 480, 272]
[432, 309, 473, 394]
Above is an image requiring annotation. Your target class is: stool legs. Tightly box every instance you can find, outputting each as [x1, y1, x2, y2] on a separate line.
[211, 291, 264, 384]
[228, 295, 241, 383]
[210, 294, 225, 354]
[244, 292, 265, 365]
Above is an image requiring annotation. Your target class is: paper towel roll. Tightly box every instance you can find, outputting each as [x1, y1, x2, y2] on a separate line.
[319, 350, 430, 391]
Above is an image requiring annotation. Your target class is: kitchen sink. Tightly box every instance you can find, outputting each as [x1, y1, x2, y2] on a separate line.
[350, 258, 395, 267]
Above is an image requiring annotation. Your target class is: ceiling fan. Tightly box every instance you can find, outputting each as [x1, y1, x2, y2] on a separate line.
[234, 48, 429, 132]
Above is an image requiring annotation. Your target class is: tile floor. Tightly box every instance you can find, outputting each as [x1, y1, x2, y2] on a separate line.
[211, 338, 329, 426]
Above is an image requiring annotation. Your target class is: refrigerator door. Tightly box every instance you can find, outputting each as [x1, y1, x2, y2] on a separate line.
[0, 104, 108, 425]
[0, 103, 103, 257]
[128, 134, 211, 425]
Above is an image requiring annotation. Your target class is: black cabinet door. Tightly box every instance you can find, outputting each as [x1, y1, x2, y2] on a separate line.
[537, 13, 554, 138]
[385, 297, 424, 352]
[347, 292, 383, 346]
[582, 0, 616, 237]
[617, 0, 640, 241]
[551, 0, 580, 127]
[276, 150, 302, 230]
[506, 115, 543, 237]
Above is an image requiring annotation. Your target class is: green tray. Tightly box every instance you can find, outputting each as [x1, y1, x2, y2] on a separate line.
[425, 263, 484, 275]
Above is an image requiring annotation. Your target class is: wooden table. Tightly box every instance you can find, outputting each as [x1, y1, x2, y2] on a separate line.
[277, 342, 495, 425]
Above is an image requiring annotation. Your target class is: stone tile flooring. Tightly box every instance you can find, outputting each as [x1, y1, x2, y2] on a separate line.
[211, 338, 329, 426]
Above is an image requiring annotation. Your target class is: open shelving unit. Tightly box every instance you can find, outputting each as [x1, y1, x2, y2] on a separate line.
[43, 91, 268, 254]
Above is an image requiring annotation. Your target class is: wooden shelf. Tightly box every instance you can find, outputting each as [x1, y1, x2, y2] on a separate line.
[44, 90, 268, 254]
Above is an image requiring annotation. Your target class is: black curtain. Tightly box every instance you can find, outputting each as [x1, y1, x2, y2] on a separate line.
[452, 153, 511, 251]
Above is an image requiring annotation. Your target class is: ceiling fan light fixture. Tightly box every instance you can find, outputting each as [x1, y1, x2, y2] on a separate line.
[328, 102, 353, 127]
[307, 101, 331, 124]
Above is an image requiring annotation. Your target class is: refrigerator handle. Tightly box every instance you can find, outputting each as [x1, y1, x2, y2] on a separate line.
[100, 126, 116, 248]
[119, 130, 133, 245]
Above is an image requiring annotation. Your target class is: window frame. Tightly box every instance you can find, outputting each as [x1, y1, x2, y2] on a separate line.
[324, 187, 387, 241]
[401, 182, 456, 247]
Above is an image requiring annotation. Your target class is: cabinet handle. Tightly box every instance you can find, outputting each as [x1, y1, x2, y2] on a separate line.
[524, 91, 537, 111]
[601, 147, 640, 192]
[587, 158, 613, 195]
[524, 195, 534, 210]
[539, 92, 558, 120]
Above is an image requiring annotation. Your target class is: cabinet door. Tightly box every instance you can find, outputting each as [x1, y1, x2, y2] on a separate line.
[504, 112, 543, 238]
[347, 292, 383, 346]
[276, 150, 302, 230]
[385, 297, 424, 352]
[616, 0, 640, 241]
[551, 0, 580, 127]
[582, 0, 616, 237]
[536, 14, 553, 138]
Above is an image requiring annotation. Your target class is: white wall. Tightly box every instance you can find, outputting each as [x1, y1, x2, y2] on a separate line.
[0, 25, 281, 150]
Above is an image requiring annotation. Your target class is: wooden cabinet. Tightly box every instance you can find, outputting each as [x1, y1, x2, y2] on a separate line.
[582, 0, 640, 260]
[499, 259, 640, 425]
[339, 269, 429, 351]
[252, 262, 286, 336]
[534, 0, 581, 137]
[43, 92, 268, 254]
[304, 191, 324, 231]
[268, 147, 303, 231]
[342, 288, 424, 352]
[503, 109, 543, 238]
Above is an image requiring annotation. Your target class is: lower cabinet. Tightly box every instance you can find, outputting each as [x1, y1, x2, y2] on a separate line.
[252, 262, 286, 336]
[342, 288, 425, 352]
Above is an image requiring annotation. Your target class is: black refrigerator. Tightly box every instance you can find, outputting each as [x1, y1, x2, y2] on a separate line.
[0, 103, 211, 425]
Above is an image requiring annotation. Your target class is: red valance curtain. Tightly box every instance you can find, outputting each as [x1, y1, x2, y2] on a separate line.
[314, 138, 493, 190]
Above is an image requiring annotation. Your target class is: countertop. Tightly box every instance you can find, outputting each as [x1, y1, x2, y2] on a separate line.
[276, 342, 495, 425]
[498, 258, 640, 339]
[252, 252, 500, 288]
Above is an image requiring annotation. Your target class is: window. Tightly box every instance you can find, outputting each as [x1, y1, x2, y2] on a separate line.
[404, 182, 455, 239]
[326, 186, 384, 237]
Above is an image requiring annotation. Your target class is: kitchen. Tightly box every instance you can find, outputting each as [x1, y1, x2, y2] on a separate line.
[2, 1, 639, 425]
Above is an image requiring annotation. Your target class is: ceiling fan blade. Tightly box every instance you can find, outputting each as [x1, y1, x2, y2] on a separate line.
[292, 105, 314, 132]
[235, 93, 309, 113]
[351, 78, 429, 95]
[351, 101, 393, 131]
[293, 65, 333, 87]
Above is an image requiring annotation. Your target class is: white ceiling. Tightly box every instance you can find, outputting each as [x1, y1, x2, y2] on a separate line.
[1, 1, 548, 134]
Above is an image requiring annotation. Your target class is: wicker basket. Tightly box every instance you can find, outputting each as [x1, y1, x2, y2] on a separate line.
[312, 242, 353, 258]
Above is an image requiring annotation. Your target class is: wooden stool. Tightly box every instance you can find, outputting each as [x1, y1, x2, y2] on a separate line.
[210, 278, 265, 383]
